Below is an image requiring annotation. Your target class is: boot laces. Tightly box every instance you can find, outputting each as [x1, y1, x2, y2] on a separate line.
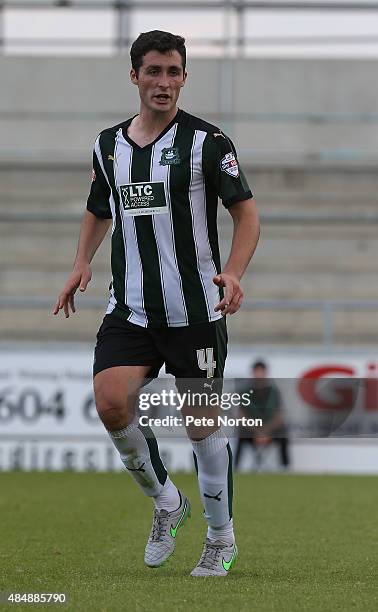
[150, 509, 169, 542]
[197, 540, 225, 570]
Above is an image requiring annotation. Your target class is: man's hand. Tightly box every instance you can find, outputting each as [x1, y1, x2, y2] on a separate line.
[213, 273, 244, 316]
[53, 264, 92, 318]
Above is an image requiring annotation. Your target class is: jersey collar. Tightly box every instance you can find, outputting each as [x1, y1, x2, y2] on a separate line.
[122, 108, 182, 151]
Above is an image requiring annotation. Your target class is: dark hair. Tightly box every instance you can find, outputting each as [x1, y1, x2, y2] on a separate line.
[130, 30, 186, 75]
[252, 360, 267, 370]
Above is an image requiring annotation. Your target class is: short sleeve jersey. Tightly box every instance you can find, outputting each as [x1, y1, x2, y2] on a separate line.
[87, 109, 252, 328]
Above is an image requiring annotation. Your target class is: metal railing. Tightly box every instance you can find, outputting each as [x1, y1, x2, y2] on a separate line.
[1, 296, 377, 348]
[1, 211, 378, 224]
[1, 1, 378, 55]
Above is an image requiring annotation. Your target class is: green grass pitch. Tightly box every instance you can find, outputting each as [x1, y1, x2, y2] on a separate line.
[1, 472, 377, 611]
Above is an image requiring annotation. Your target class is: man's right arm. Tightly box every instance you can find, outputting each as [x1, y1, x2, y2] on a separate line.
[53, 210, 111, 318]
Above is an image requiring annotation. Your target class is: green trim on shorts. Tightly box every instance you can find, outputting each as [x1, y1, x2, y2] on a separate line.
[214, 317, 228, 378]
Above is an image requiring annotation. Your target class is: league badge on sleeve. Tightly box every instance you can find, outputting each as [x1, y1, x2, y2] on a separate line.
[220, 152, 239, 178]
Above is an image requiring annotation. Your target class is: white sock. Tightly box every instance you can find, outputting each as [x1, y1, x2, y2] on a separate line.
[208, 519, 234, 545]
[109, 418, 168, 497]
[154, 476, 180, 512]
[192, 428, 234, 544]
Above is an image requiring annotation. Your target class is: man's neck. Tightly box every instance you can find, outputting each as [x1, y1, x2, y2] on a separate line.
[134, 106, 178, 135]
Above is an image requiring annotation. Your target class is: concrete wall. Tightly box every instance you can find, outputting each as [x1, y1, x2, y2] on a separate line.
[1, 57, 377, 164]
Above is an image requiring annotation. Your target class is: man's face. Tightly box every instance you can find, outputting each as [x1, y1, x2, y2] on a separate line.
[253, 366, 267, 379]
[252, 366, 268, 388]
[130, 49, 187, 114]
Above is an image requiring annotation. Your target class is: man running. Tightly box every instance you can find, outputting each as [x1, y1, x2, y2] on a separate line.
[54, 30, 260, 577]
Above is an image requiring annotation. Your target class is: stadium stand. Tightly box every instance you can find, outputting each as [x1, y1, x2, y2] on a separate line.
[1, 51, 377, 345]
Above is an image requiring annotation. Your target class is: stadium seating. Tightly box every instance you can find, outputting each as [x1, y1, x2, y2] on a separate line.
[1, 164, 377, 344]
[1, 57, 377, 344]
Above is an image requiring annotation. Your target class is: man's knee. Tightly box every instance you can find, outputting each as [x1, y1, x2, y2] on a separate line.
[93, 377, 126, 425]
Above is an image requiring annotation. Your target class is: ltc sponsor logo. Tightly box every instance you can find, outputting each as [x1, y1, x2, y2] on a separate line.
[119, 181, 168, 216]
[220, 152, 239, 178]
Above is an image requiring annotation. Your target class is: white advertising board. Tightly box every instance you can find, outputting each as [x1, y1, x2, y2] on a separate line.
[0, 348, 377, 473]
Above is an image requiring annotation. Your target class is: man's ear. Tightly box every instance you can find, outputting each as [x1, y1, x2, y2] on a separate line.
[181, 70, 188, 87]
[130, 68, 138, 85]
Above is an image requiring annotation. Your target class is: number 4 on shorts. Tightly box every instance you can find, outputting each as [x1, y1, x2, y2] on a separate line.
[196, 348, 216, 378]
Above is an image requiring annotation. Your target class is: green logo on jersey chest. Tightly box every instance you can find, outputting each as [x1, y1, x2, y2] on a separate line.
[119, 181, 168, 216]
[159, 147, 181, 166]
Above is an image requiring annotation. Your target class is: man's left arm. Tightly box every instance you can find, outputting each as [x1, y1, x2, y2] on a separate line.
[214, 198, 260, 316]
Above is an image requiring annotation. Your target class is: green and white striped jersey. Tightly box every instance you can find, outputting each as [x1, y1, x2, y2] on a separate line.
[87, 109, 252, 328]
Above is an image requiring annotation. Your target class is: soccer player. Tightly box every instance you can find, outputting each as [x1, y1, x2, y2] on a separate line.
[53, 30, 260, 577]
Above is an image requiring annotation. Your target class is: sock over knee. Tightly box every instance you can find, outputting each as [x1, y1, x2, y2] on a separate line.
[192, 428, 234, 544]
